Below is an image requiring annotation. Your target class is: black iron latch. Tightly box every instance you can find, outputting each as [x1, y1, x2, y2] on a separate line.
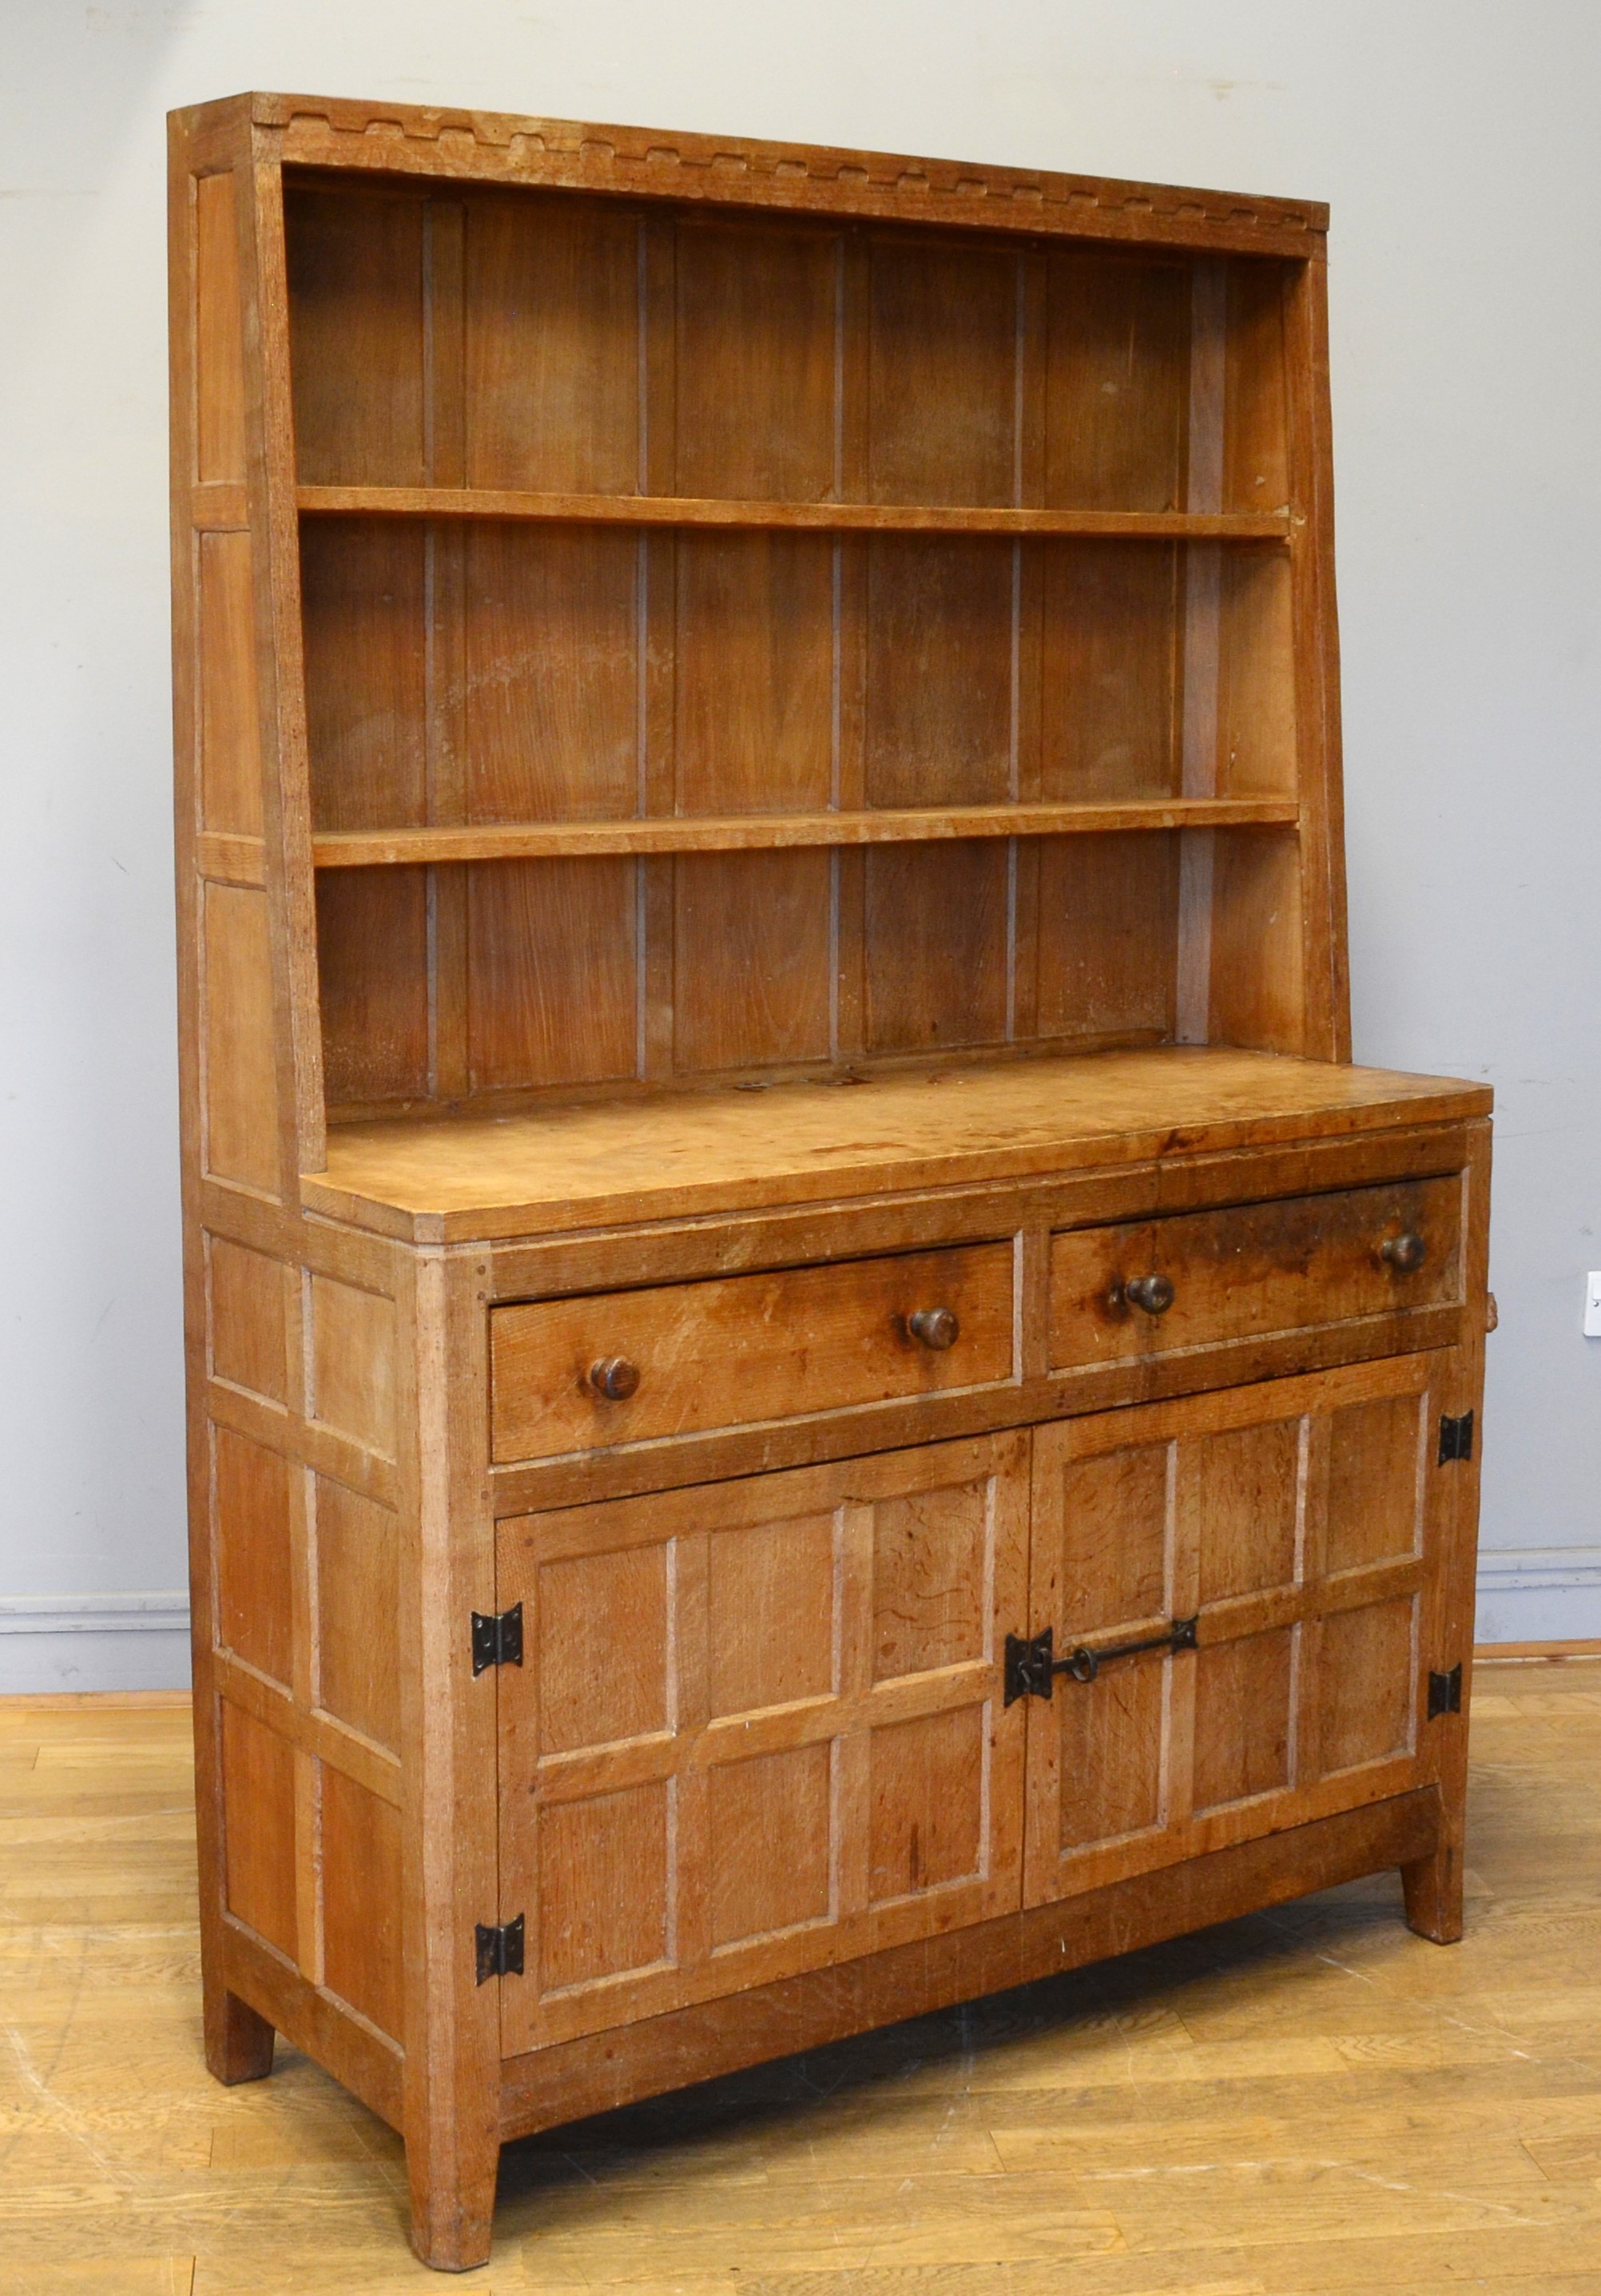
[1005, 1616, 1198, 1706]
[1428, 1664, 1464, 1718]
[1438, 1411, 1475, 1464]
[471, 1603, 523, 1674]
[475, 1915, 525, 1984]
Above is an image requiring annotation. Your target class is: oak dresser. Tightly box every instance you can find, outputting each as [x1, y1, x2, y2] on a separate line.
[169, 91, 1492, 2269]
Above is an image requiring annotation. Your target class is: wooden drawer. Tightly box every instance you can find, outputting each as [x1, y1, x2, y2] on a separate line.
[1050, 1175, 1461, 1370]
[491, 1241, 1015, 1462]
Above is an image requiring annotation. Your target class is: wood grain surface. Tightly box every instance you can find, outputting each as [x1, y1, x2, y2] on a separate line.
[168, 96, 1491, 2274]
[304, 1047, 1492, 1241]
[0, 1664, 1591, 2291]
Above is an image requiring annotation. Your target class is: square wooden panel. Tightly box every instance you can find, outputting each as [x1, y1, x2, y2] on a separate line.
[866, 237, 1018, 506]
[534, 1542, 669, 1756]
[497, 1433, 1027, 2050]
[1039, 542, 1182, 801]
[197, 529, 263, 837]
[466, 856, 638, 1093]
[674, 534, 834, 816]
[1035, 831, 1180, 1044]
[208, 1235, 289, 1404]
[707, 1510, 836, 1718]
[872, 1476, 988, 1682]
[672, 851, 833, 1074]
[537, 1783, 672, 1994]
[1196, 1415, 1301, 1606]
[1043, 251, 1190, 513]
[314, 1477, 400, 1753]
[300, 519, 427, 833]
[322, 1764, 404, 2040]
[869, 1706, 985, 1901]
[220, 1699, 298, 1960]
[1192, 1628, 1294, 1813]
[285, 186, 426, 487]
[1055, 1440, 1170, 1637]
[463, 192, 640, 495]
[201, 883, 279, 1194]
[315, 867, 431, 1109]
[709, 1743, 832, 1948]
[308, 1275, 397, 1460]
[864, 539, 1013, 808]
[213, 1426, 294, 1689]
[863, 842, 1010, 1055]
[674, 220, 838, 501]
[1320, 1598, 1416, 1776]
[1054, 1658, 1166, 1853]
[463, 526, 640, 824]
[1327, 1393, 1424, 1574]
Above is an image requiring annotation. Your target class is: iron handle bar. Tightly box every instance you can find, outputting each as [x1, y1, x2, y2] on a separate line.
[1004, 1615, 1199, 1705]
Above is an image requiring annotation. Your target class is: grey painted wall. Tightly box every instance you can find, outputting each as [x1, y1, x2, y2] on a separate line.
[2, 0, 1596, 1687]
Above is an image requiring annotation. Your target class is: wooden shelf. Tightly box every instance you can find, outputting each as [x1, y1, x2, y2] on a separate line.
[311, 798, 1301, 870]
[296, 483, 1291, 542]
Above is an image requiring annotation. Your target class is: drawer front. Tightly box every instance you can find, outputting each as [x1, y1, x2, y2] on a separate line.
[491, 1241, 1015, 1463]
[1050, 1175, 1462, 1371]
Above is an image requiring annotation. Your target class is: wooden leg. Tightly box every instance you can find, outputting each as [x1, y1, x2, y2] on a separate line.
[1401, 1843, 1464, 1944]
[407, 2124, 499, 2273]
[205, 1984, 276, 2084]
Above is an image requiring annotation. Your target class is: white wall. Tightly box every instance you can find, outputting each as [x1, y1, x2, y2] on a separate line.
[2, 0, 1596, 1688]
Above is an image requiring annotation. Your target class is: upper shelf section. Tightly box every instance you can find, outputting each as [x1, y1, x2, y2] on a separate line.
[296, 486, 1289, 542]
[284, 178, 1294, 522]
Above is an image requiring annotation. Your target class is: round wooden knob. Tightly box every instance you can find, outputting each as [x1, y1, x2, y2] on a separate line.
[1124, 1274, 1175, 1316]
[587, 1356, 641, 1401]
[1380, 1232, 1427, 1273]
[908, 1307, 959, 1350]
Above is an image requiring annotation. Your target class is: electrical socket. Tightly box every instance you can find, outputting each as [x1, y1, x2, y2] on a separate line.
[1587, 1273, 1601, 1338]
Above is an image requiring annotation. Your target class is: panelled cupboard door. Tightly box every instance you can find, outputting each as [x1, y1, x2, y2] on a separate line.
[1023, 1355, 1450, 1909]
[496, 1432, 1027, 2052]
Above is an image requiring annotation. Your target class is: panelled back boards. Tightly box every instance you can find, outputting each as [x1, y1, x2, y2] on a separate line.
[170, 92, 1491, 2270]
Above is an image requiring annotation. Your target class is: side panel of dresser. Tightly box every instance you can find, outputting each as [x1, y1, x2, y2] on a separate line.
[172, 113, 507, 2270]
[185, 1194, 507, 2266]
[189, 1199, 411, 2109]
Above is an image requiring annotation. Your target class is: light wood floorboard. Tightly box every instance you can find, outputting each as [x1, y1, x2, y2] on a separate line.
[1, 1665, 1599, 2290]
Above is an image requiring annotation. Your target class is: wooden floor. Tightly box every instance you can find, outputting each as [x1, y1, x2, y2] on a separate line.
[3, 1667, 1601, 2293]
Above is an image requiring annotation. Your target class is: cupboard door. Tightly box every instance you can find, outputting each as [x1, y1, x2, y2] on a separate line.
[1023, 1355, 1452, 1908]
[496, 1432, 1027, 2052]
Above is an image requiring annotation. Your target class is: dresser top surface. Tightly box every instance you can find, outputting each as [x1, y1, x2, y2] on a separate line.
[298, 1047, 1491, 1244]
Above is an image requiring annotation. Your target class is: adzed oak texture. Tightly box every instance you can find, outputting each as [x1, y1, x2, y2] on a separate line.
[170, 90, 1491, 2271]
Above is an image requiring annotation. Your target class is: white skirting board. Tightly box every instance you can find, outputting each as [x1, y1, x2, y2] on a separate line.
[2, 1559, 1599, 1691]
[1472, 1549, 1601, 1647]
[0, 1593, 191, 1694]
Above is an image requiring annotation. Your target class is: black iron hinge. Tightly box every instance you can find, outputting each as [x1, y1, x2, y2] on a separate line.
[471, 1602, 523, 1675]
[1004, 1617, 1198, 1705]
[1438, 1410, 1475, 1464]
[1428, 1664, 1464, 1719]
[475, 1914, 525, 1984]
